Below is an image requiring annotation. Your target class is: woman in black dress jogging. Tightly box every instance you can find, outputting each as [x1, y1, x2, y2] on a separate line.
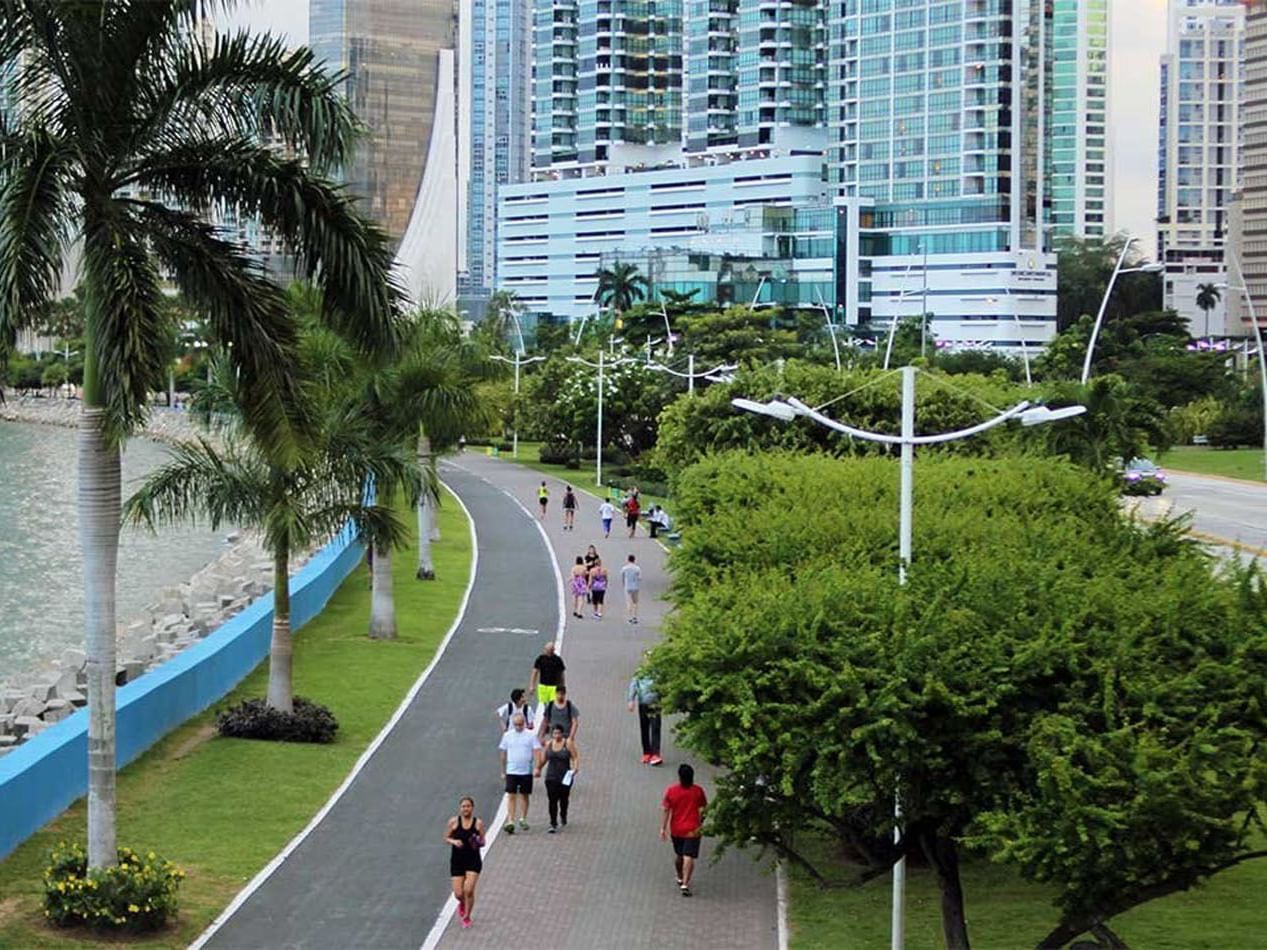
[444, 796, 485, 929]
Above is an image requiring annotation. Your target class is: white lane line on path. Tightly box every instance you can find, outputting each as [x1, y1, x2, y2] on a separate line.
[420, 466, 567, 950]
[190, 482, 480, 950]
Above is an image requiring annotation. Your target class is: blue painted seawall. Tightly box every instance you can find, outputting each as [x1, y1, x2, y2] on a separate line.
[0, 527, 364, 860]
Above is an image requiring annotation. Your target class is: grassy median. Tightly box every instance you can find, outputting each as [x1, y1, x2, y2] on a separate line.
[1159, 445, 1266, 482]
[0, 488, 471, 949]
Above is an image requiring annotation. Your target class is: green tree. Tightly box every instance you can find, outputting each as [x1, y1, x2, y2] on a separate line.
[652, 451, 1267, 949]
[0, 3, 401, 868]
[1195, 282, 1221, 338]
[480, 289, 524, 353]
[675, 305, 800, 368]
[595, 261, 649, 314]
[1056, 236, 1162, 332]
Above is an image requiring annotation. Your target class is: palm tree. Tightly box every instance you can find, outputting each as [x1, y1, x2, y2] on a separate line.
[595, 262, 649, 315]
[0, 4, 401, 868]
[125, 398, 417, 706]
[1195, 282, 1221, 338]
[484, 289, 526, 352]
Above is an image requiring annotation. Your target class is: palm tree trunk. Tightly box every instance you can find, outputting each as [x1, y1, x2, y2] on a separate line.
[266, 543, 294, 713]
[416, 429, 436, 580]
[81, 405, 121, 869]
[368, 543, 397, 639]
[427, 478, 441, 542]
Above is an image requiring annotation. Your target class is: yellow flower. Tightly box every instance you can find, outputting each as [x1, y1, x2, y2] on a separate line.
[128, 904, 140, 913]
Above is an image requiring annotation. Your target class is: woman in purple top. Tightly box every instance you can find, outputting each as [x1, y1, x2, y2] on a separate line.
[588, 559, 609, 620]
[569, 556, 589, 619]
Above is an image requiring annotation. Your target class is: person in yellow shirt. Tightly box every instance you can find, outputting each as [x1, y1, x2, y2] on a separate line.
[537, 481, 549, 520]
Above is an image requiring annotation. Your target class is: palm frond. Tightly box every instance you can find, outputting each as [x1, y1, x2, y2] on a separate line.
[122, 436, 271, 532]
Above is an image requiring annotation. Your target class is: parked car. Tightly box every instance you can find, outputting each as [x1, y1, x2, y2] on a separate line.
[1120, 457, 1166, 496]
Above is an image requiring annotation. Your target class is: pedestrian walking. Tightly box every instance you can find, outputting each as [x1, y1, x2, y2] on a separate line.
[660, 764, 708, 897]
[537, 481, 549, 520]
[495, 687, 535, 734]
[445, 796, 485, 928]
[588, 559, 609, 619]
[569, 556, 589, 619]
[535, 724, 580, 833]
[627, 668, 662, 765]
[621, 553, 642, 624]
[562, 485, 578, 531]
[539, 684, 580, 740]
[529, 640, 567, 709]
[599, 499, 615, 538]
[498, 713, 543, 833]
[624, 490, 641, 538]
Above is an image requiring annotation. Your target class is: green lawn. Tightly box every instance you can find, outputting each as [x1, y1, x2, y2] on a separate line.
[485, 440, 671, 513]
[0, 490, 471, 949]
[788, 836, 1267, 949]
[1158, 446, 1266, 482]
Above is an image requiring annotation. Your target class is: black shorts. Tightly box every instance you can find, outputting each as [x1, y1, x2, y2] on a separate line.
[590, 588, 606, 606]
[505, 773, 533, 795]
[450, 850, 483, 877]
[626, 512, 638, 527]
[671, 835, 701, 858]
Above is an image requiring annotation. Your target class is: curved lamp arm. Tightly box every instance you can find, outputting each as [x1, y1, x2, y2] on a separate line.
[782, 396, 1031, 446]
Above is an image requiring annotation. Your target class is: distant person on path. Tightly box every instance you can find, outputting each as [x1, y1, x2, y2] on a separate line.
[647, 505, 671, 539]
[569, 555, 590, 619]
[588, 559, 609, 619]
[445, 796, 485, 928]
[539, 684, 580, 740]
[622, 554, 642, 624]
[599, 499, 615, 538]
[495, 688, 535, 734]
[624, 490, 641, 538]
[660, 764, 708, 897]
[536, 724, 580, 833]
[529, 641, 566, 709]
[498, 714, 543, 833]
[584, 543, 601, 573]
[627, 668, 662, 765]
[537, 481, 549, 520]
[562, 485, 578, 531]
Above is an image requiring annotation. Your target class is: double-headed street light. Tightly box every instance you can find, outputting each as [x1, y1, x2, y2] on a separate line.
[1080, 237, 1165, 385]
[566, 351, 636, 487]
[648, 356, 739, 395]
[733, 368, 1085, 950]
[489, 309, 545, 459]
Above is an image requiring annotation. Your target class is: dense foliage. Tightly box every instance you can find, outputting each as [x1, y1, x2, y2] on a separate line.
[43, 843, 184, 931]
[215, 696, 339, 744]
[651, 451, 1267, 948]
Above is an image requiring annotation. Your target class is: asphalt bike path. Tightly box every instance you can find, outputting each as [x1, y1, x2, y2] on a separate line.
[195, 464, 560, 949]
[433, 454, 780, 950]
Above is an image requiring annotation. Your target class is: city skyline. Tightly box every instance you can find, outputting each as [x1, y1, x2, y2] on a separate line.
[226, 0, 1171, 258]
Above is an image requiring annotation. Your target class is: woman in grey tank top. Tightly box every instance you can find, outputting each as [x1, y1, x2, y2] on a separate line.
[536, 724, 580, 832]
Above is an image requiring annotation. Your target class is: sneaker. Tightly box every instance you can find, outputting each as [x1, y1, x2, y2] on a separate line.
[548, 825, 557, 834]
[503, 821, 515, 834]
[461, 917, 472, 929]
[456, 898, 465, 918]
[640, 753, 652, 764]
[680, 885, 692, 898]
[518, 818, 529, 831]
[676, 876, 683, 887]
[561, 816, 567, 826]
[649, 755, 663, 766]
[632, 617, 639, 624]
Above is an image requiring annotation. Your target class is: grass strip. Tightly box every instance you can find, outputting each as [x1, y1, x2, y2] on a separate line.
[0, 488, 471, 949]
[482, 440, 670, 513]
[787, 833, 1267, 949]
[1158, 446, 1266, 482]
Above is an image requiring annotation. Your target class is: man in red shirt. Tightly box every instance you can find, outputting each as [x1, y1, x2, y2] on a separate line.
[659, 763, 707, 897]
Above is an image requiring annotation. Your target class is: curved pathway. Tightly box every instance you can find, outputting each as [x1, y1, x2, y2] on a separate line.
[198, 465, 558, 949]
[197, 454, 779, 949]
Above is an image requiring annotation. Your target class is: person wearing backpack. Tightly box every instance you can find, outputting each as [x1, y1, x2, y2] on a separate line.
[538, 684, 579, 741]
[495, 688, 535, 734]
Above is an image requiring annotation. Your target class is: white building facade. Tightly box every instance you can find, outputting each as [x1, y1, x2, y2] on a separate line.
[1157, 0, 1245, 336]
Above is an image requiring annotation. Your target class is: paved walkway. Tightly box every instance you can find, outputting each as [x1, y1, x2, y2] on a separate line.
[435, 454, 779, 950]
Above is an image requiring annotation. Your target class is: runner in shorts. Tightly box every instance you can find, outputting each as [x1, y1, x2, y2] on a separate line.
[621, 554, 641, 624]
[445, 796, 485, 928]
[660, 763, 708, 897]
[562, 485, 578, 531]
[624, 491, 640, 537]
[529, 640, 566, 707]
[537, 481, 549, 520]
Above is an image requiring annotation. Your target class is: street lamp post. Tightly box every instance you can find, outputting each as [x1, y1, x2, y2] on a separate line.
[1219, 251, 1267, 481]
[648, 356, 738, 395]
[985, 294, 1033, 386]
[567, 351, 635, 486]
[733, 373, 1085, 950]
[489, 351, 546, 458]
[1080, 237, 1165, 385]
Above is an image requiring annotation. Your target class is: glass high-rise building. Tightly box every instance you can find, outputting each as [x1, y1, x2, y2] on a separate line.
[1157, 0, 1245, 335]
[310, 0, 457, 245]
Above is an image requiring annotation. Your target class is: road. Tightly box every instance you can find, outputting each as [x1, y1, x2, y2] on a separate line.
[1132, 470, 1267, 553]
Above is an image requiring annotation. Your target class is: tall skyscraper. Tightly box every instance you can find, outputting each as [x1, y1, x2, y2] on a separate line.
[1157, 0, 1245, 335]
[1230, 0, 1267, 332]
[461, 0, 532, 300]
[310, 0, 457, 245]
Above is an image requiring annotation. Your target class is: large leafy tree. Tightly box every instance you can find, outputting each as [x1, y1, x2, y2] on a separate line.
[653, 451, 1267, 949]
[0, 2, 401, 868]
[1056, 236, 1162, 332]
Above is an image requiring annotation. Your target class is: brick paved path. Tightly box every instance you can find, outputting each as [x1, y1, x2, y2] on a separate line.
[435, 454, 779, 950]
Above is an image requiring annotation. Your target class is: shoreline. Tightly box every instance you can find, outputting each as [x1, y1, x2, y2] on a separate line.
[0, 399, 316, 753]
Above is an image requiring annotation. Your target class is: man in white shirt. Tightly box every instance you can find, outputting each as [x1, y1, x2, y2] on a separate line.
[498, 713, 543, 833]
[621, 553, 642, 624]
[599, 499, 615, 538]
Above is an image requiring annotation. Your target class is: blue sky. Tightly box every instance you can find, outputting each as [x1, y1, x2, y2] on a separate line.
[225, 0, 1169, 257]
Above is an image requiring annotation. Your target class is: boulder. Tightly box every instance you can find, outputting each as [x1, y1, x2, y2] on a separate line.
[28, 681, 56, 703]
[12, 698, 45, 719]
[0, 734, 16, 748]
[42, 699, 72, 723]
[0, 690, 24, 714]
[62, 690, 86, 708]
[13, 715, 44, 738]
[59, 648, 86, 671]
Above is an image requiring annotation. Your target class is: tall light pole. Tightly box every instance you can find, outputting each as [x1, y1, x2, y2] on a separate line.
[567, 351, 635, 486]
[648, 357, 738, 395]
[1219, 250, 1267, 481]
[985, 294, 1033, 386]
[920, 241, 929, 359]
[490, 351, 546, 458]
[1080, 237, 1165, 384]
[733, 376, 1085, 950]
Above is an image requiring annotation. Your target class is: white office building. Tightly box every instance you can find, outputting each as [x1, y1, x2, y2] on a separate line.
[1157, 0, 1245, 336]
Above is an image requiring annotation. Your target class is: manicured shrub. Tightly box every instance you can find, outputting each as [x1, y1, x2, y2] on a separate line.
[539, 442, 577, 465]
[43, 842, 184, 931]
[495, 442, 514, 453]
[216, 696, 338, 744]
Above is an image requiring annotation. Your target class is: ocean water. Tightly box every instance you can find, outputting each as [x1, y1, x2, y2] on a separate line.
[0, 420, 230, 681]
